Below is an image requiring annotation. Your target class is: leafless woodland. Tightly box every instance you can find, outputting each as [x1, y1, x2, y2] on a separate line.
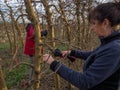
[0, 0, 118, 90]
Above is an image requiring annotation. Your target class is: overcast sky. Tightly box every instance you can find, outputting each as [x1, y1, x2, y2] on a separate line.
[0, 0, 113, 13]
[0, 0, 113, 22]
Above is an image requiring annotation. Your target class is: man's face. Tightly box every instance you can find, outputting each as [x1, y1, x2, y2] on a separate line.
[90, 19, 112, 37]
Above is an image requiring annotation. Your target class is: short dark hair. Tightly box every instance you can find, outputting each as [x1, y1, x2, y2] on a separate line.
[26, 23, 34, 32]
[88, 2, 120, 27]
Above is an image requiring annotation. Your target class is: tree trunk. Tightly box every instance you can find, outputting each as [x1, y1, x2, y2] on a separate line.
[24, 0, 42, 89]
[0, 11, 12, 53]
[0, 65, 8, 90]
[41, 0, 61, 90]
[58, 0, 72, 89]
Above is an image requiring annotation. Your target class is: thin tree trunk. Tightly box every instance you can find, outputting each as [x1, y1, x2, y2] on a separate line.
[58, 0, 71, 43]
[74, 0, 81, 46]
[6, 4, 17, 54]
[6, 4, 24, 53]
[0, 10, 13, 53]
[0, 65, 8, 90]
[41, 0, 61, 90]
[58, 0, 72, 89]
[24, 0, 42, 89]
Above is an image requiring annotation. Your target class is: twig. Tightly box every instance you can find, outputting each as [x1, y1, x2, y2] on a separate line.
[9, 62, 34, 72]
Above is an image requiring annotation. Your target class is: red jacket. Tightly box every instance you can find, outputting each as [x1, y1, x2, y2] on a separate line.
[24, 24, 35, 56]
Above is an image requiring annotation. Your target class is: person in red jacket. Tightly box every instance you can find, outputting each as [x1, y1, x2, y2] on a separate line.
[24, 23, 35, 84]
[24, 23, 48, 84]
[24, 23, 35, 56]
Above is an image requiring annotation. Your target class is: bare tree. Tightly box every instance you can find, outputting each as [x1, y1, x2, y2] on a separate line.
[0, 10, 12, 53]
[40, 0, 61, 90]
[0, 65, 7, 90]
[24, 0, 43, 89]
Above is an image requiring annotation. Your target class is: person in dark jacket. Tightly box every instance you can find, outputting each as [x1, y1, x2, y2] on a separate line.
[43, 2, 120, 90]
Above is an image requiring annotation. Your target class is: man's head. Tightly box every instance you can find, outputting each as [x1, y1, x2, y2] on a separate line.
[88, 2, 120, 37]
[88, 2, 120, 27]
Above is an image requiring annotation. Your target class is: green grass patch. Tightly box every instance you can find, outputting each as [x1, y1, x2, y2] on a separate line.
[4, 65, 29, 88]
[0, 43, 10, 50]
[57, 44, 68, 50]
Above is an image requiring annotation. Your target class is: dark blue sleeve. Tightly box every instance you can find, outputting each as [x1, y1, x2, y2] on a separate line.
[50, 47, 120, 90]
[70, 50, 92, 60]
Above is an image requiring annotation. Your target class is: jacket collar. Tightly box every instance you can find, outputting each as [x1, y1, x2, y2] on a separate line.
[99, 30, 120, 45]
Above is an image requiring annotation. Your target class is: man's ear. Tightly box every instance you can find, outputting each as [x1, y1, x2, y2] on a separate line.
[103, 19, 111, 27]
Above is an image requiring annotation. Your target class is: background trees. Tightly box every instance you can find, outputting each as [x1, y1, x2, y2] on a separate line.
[0, 0, 117, 90]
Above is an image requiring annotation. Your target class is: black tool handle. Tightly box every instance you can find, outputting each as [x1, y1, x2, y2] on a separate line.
[54, 48, 76, 62]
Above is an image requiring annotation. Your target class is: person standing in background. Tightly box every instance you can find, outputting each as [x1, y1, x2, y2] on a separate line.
[24, 23, 48, 84]
[24, 23, 35, 84]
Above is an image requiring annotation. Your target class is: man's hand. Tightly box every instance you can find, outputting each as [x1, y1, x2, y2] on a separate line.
[43, 54, 54, 64]
[61, 51, 70, 57]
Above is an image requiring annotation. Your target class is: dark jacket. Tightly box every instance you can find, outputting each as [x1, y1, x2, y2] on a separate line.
[50, 30, 120, 90]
